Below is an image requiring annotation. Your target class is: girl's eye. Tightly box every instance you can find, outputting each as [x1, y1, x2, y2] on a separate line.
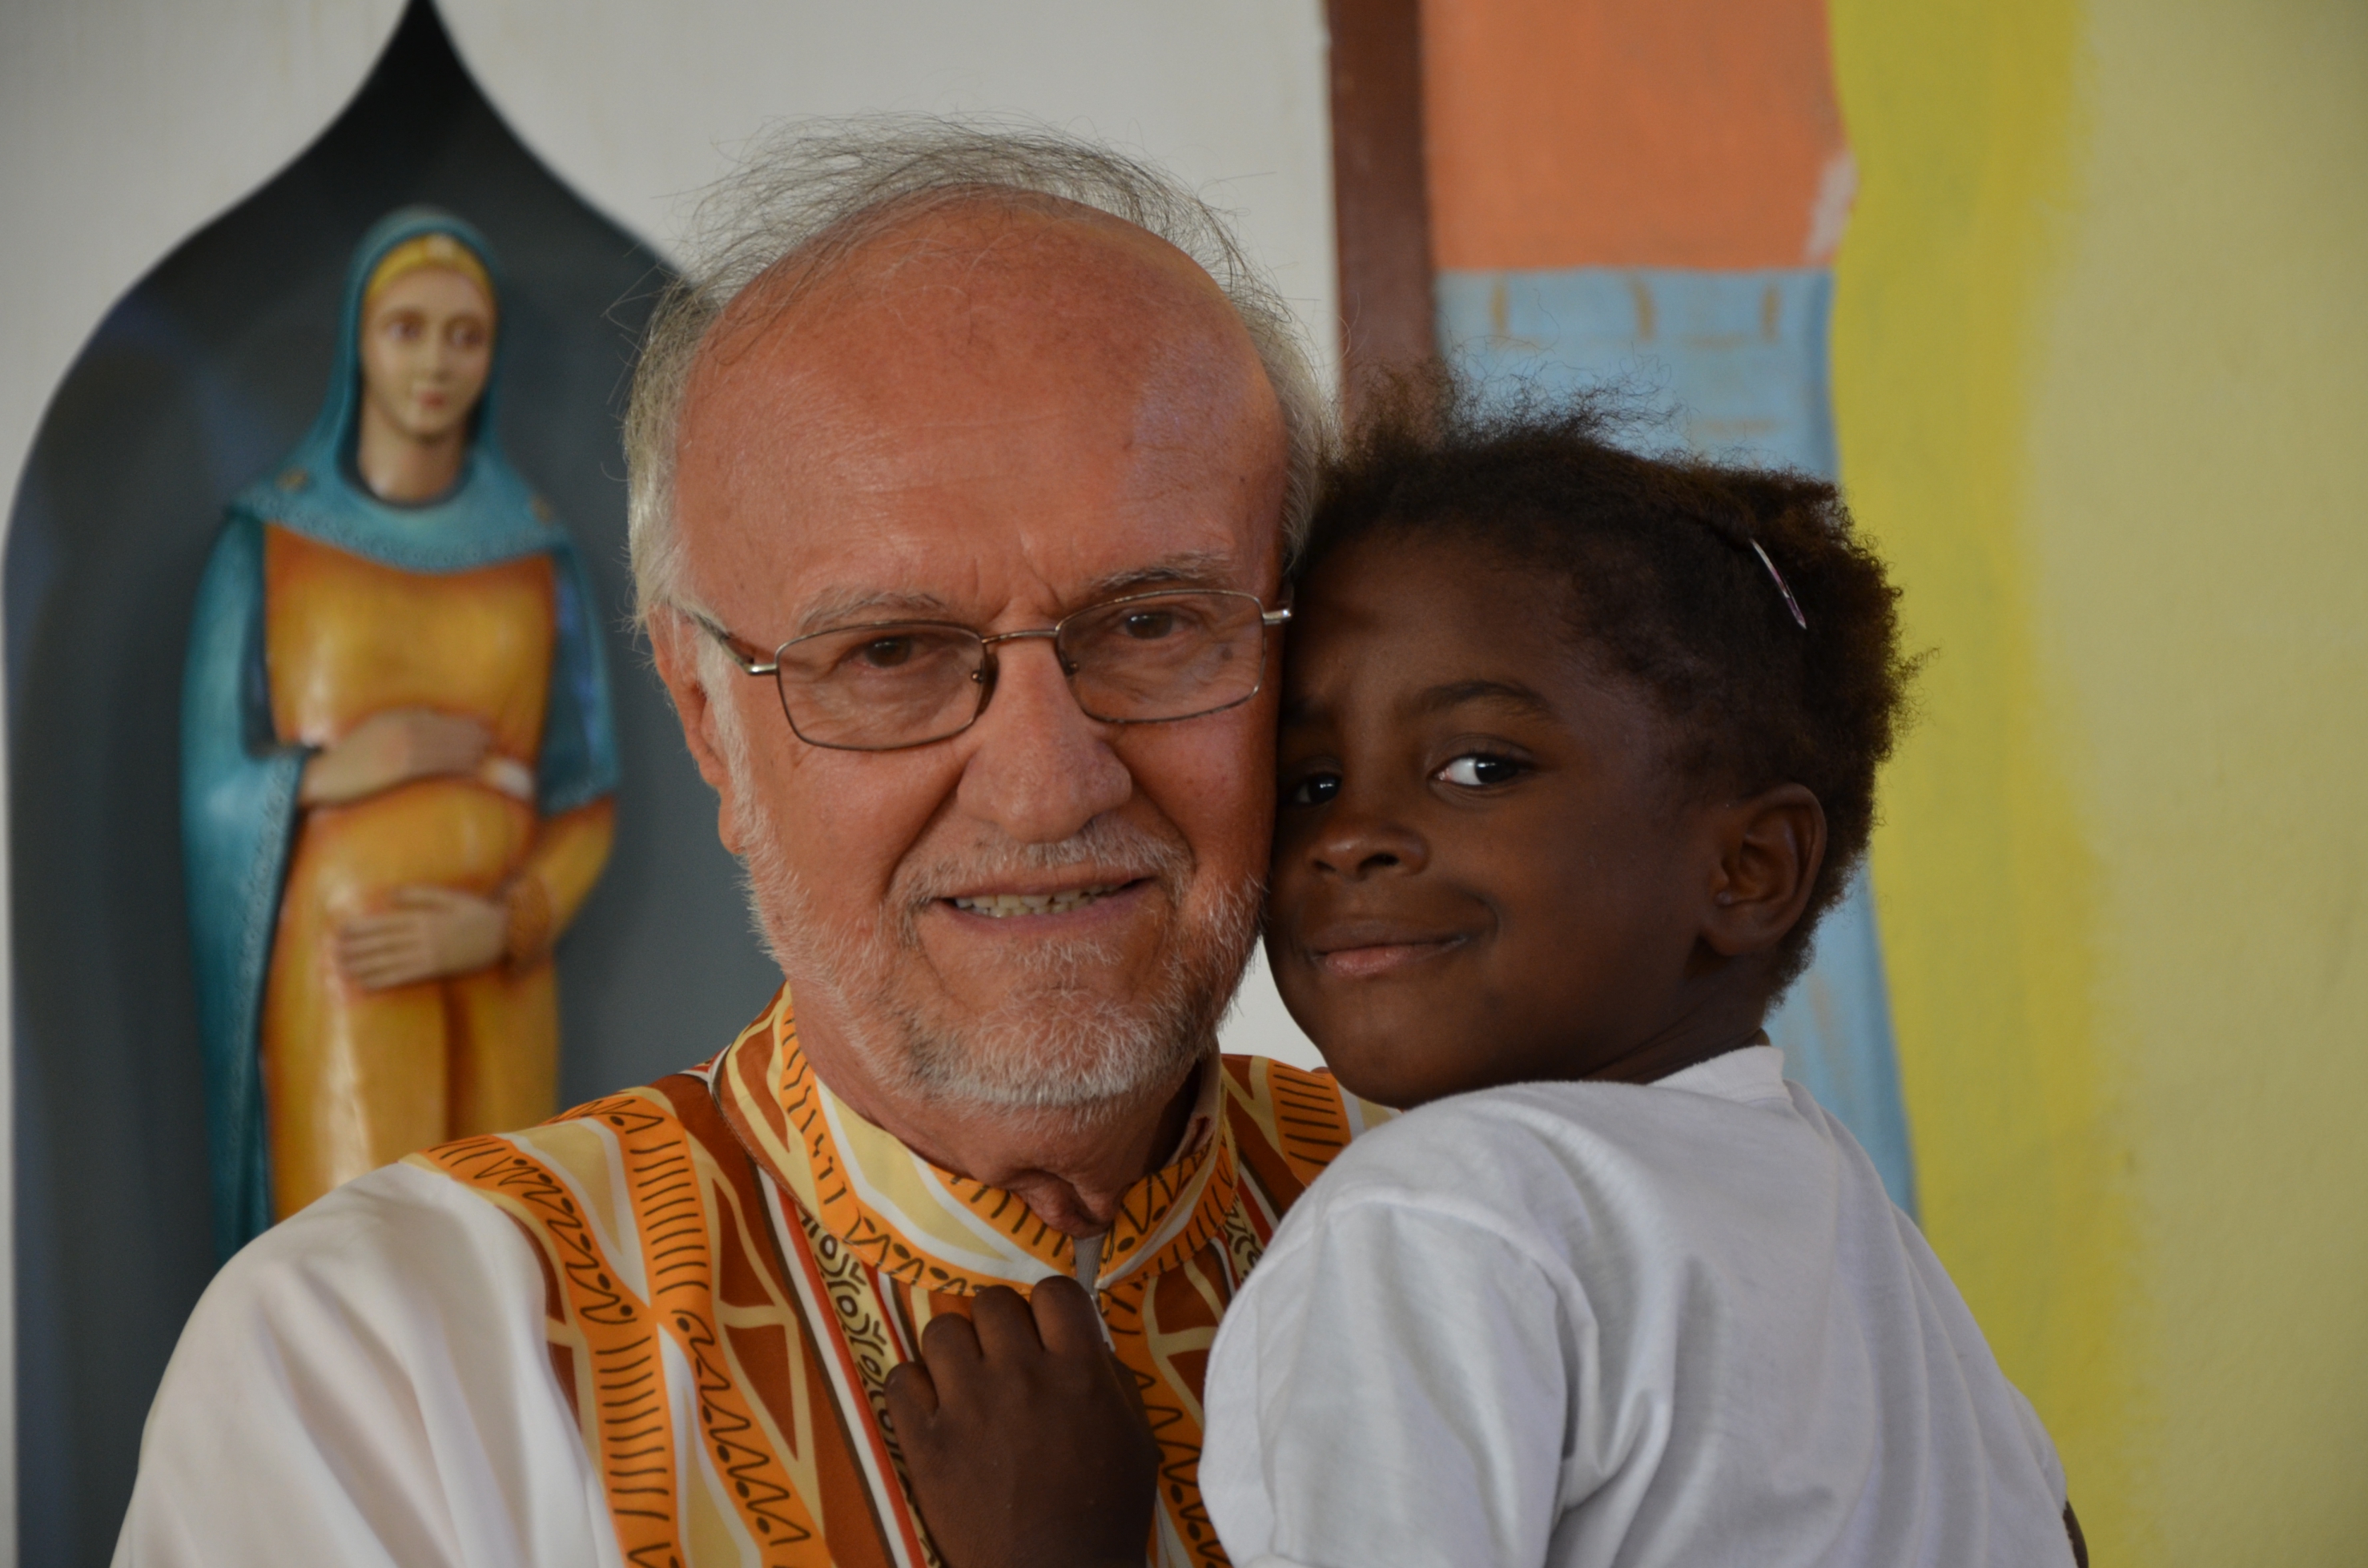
[1436, 754, 1524, 789]
[1285, 771, 1341, 807]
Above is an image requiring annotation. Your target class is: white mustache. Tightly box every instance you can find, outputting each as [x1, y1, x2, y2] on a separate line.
[891, 816, 1193, 917]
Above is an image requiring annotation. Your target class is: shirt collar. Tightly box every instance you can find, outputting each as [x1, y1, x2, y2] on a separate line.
[712, 987, 1236, 1296]
[1652, 1033, 1793, 1106]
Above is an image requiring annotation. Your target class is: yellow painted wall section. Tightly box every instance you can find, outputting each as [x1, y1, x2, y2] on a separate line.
[1831, 0, 2368, 1558]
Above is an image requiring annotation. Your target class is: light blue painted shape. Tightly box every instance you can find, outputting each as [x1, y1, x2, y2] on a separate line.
[1435, 266, 1840, 475]
[1765, 869, 1916, 1213]
[1435, 265, 1918, 1215]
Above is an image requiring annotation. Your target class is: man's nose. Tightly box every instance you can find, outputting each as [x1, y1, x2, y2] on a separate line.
[955, 640, 1132, 842]
[1307, 787, 1428, 880]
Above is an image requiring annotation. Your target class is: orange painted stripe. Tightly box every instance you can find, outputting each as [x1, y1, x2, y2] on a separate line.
[1421, 0, 1850, 270]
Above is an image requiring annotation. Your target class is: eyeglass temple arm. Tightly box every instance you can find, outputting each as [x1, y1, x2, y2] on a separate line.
[1262, 606, 1292, 627]
[684, 610, 780, 676]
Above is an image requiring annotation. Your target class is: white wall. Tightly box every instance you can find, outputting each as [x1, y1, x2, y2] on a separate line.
[0, 2, 1334, 1555]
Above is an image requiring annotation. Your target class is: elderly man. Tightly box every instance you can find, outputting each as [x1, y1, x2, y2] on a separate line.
[116, 123, 1381, 1568]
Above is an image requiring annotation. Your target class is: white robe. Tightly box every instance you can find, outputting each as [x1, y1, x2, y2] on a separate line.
[113, 1164, 618, 1568]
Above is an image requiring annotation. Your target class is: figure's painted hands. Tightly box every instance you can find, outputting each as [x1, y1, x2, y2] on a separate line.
[336, 885, 507, 990]
[301, 708, 491, 806]
[884, 1277, 1157, 1568]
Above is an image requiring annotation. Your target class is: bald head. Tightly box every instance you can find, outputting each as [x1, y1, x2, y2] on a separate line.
[672, 196, 1288, 615]
[622, 118, 1329, 625]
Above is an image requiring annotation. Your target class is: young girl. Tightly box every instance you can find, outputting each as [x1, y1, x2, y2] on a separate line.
[888, 388, 2083, 1568]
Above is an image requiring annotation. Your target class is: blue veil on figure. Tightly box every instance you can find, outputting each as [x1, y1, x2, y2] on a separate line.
[181, 207, 620, 1256]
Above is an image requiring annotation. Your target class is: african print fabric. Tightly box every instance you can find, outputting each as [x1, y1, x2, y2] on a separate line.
[409, 987, 1389, 1568]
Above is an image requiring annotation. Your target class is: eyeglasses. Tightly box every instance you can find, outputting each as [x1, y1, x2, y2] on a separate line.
[693, 589, 1291, 753]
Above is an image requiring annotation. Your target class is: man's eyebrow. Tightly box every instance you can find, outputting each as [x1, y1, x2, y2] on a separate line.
[786, 552, 1239, 637]
[793, 589, 955, 635]
[1409, 678, 1558, 719]
[1083, 551, 1240, 600]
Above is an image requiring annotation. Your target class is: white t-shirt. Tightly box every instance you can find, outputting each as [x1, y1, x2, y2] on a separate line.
[1200, 1047, 2071, 1568]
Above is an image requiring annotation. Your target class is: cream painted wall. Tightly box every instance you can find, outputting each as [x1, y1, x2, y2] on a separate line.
[0, 6, 1335, 1556]
[433, 0, 1338, 344]
[1832, 0, 2368, 1557]
[0, 0, 411, 521]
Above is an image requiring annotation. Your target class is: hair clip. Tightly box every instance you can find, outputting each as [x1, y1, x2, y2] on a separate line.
[1750, 539, 1809, 630]
[1743, 540, 1809, 634]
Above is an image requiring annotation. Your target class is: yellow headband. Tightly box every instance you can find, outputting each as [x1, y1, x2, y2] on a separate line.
[362, 234, 496, 317]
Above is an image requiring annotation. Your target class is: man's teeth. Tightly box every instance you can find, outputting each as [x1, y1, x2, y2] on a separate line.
[951, 885, 1121, 918]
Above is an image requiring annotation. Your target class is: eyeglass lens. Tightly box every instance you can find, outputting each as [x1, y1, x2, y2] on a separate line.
[770, 590, 1268, 750]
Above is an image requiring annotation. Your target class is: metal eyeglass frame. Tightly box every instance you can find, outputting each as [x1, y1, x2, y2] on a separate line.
[688, 588, 1292, 753]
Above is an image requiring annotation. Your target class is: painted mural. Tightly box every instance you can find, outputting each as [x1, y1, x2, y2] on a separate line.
[1421, 1, 2368, 1556]
[1421, 0, 1916, 1209]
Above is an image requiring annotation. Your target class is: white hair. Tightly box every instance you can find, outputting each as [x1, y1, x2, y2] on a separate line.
[622, 114, 1331, 621]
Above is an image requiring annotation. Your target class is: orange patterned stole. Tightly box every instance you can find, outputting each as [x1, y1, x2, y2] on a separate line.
[411, 988, 1389, 1567]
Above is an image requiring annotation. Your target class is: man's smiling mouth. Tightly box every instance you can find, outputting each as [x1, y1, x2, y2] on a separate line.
[948, 883, 1128, 918]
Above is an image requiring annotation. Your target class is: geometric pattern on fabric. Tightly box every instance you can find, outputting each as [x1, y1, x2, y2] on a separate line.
[413, 987, 1391, 1566]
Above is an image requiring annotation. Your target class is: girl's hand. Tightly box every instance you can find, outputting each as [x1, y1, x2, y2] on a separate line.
[885, 1276, 1158, 1568]
[300, 709, 491, 806]
[335, 885, 507, 989]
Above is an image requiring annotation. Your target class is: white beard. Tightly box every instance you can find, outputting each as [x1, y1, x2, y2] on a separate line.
[702, 645, 1258, 1123]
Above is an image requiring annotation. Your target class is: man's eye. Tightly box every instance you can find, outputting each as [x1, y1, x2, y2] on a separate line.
[1436, 754, 1523, 788]
[1119, 609, 1180, 640]
[1285, 772, 1341, 807]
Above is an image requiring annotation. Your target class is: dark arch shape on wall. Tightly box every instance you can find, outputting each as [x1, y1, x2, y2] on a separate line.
[6, 6, 782, 1560]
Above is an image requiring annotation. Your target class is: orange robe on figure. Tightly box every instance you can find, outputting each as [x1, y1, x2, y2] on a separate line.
[261, 528, 614, 1216]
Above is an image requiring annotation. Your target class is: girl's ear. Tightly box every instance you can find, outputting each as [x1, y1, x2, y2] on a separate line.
[1700, 783, 1826, 959]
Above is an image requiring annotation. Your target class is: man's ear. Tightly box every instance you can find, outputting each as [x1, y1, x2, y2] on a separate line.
[1701, 782, 1827, 959]
[646, 606, 748, 855]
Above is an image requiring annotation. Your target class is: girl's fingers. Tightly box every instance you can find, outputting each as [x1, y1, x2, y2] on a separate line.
[1027, 1275, 1107, 1358]
[882, 1361, 940, 1430]
[914, 1307, 985, 1405]
[967, 1285, 1043, 1361]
